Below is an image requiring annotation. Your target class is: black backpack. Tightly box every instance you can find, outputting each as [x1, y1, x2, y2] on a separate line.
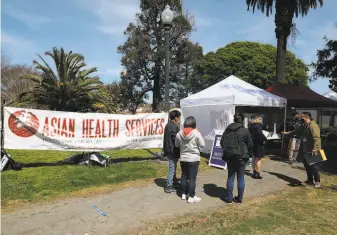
[221, 127, 243, 161]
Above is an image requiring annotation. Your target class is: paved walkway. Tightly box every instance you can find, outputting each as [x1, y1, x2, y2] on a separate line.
[2, 159, 306, 235]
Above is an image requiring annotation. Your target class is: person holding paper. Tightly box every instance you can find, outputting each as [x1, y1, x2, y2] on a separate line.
[249, 115, 267, 179]
[282, 112, 322, 188]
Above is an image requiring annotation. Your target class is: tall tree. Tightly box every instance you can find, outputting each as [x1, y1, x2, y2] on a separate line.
[105, 78, 147, 114]
[16, 47, 111, 112]
[246, 0, 323, 82]
[105, 81, 123, 113]
[195, 41, 308, 90]
[1, 56, 36, 106]
[312, 24, 337, 92]
[118, 0, 196, 112]
[170, 40, 203, 103]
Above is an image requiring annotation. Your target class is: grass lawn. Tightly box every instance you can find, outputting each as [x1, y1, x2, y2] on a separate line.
[136, 174, 337, 235]
[1, 149, 211, 212]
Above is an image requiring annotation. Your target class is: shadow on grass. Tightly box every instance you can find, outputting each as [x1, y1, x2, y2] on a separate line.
[203, 184, 227, 201]
[21, 156, 160, 168]
[326, 185, 337, 191]
[264, 171, 303, 187]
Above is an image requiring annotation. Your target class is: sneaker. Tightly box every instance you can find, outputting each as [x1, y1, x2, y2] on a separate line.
[255, 172, 263, 180]
[225, 199, 233, 204]
[314, 182, 321, 188]
[181, 194, 187, 200]
[193, 196, 201, 203]
[233, 196, 242, 204]
[164, 187, 176, 193]
[187, 196, 201, 203]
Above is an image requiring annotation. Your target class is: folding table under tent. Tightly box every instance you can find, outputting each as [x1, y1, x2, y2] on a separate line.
[180, 75, 287, 153]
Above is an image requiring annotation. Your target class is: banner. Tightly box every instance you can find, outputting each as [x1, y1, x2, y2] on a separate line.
[3, 107, 168, 151]
[208, 134, 227, 170]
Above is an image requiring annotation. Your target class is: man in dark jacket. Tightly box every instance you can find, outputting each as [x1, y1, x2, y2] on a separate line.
[287, 112, 302, 164]
[220, 113, 253, 204]
[163, 110, 181, 193]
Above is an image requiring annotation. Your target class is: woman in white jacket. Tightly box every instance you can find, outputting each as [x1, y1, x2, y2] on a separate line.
[175, 116, 205, 203]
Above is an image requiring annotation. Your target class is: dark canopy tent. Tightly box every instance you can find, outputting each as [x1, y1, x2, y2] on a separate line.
[266, 83, 337, 108]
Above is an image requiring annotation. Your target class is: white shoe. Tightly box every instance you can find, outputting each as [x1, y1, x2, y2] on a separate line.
[193, 196, 201, 203]
[181, 194, 187, 200]
[187, 196, 201, 203]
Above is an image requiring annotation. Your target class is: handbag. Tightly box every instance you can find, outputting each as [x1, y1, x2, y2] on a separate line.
[304, 150, 327, 165]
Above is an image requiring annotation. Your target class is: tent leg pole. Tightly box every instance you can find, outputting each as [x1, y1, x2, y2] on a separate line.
[281, 106, 287, 156]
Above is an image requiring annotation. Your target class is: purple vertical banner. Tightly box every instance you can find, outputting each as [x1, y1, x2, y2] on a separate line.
[208, 134, 227, 170]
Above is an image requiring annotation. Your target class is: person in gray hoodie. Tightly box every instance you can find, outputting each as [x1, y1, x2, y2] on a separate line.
[175, 116, 205, 203]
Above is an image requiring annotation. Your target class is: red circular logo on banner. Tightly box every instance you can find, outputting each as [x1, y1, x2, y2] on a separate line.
[8, 110, 40, 138]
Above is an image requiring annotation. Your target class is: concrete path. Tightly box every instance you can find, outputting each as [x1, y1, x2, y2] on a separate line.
[1, 159, 306, 235]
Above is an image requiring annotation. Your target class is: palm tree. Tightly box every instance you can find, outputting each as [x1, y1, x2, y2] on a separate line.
[246, 0, 323, 82]
[17, 47, 112, 113]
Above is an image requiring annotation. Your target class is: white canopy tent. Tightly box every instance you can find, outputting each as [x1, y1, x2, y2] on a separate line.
[323, 89, 337, 101]
[180, 75, 287, 153]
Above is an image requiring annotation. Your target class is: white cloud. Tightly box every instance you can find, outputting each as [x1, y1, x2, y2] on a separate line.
[3, 4, 51, 29]
[77, 0, 139, 36]
[1, 32, 37, 64]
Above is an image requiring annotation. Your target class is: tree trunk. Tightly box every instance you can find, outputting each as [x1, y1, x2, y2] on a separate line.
[275, 27, 287, 82]
[274, 0, 294, 82]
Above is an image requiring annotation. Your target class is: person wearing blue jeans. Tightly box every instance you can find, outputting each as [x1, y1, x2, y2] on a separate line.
[163, 110, 181, 193]
[166, 156, 178, 191]
[221, 113, 253, 204]
[227, 159, 247, 203]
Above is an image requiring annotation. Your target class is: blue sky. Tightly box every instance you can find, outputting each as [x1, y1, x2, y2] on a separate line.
[2, 0, 336, 97]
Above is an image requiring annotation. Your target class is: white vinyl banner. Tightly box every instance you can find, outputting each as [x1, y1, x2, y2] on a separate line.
[3, 107, 168, 151]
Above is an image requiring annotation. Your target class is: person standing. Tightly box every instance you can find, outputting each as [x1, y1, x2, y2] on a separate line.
[283, 112, 322, 188]
[287, 112, 302, 164]
[175, 116, 205, 203]
[221, 113, 253, 204]
[163, 110, 181, 193]
[249, 115, 267, 179]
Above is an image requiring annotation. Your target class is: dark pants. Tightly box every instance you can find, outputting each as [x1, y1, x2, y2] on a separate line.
[227, 159, 246, 202]
[303, 157, 320, 183]
[180, 161, 199, 197]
